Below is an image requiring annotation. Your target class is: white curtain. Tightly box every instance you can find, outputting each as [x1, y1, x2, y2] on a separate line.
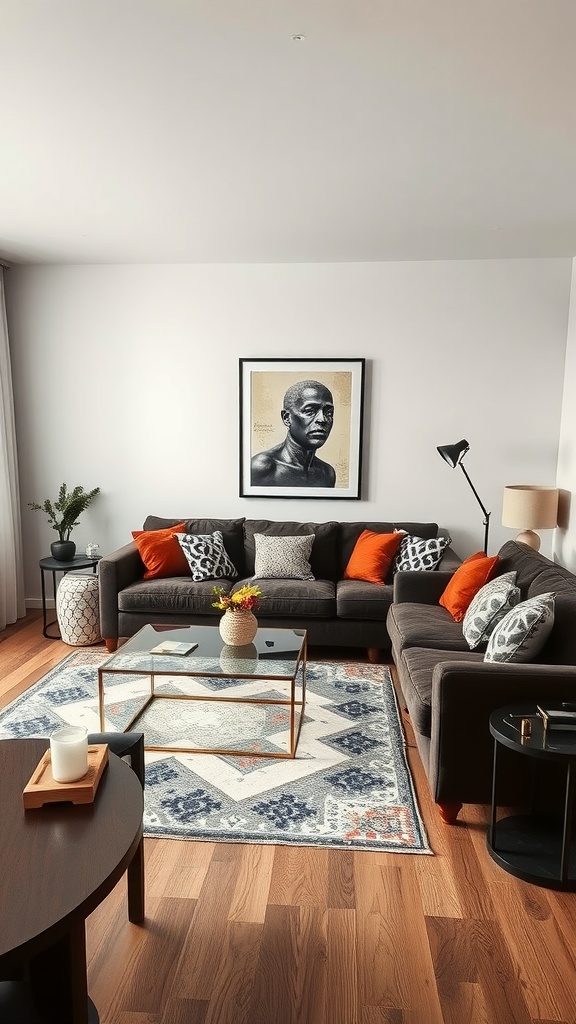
[0, 268, 25, 629]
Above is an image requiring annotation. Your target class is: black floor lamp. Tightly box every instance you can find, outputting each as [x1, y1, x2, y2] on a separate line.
[437, 439, 491, 554]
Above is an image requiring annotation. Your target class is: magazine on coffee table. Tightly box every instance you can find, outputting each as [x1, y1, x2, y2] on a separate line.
[150, 640, 198, 656]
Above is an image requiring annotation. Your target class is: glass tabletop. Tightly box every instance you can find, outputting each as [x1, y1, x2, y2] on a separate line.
[99, 623, 306, 679]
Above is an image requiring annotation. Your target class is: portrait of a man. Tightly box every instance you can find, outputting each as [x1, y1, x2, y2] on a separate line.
[250, 380, 336, 488]
[239, 358, 365, 499]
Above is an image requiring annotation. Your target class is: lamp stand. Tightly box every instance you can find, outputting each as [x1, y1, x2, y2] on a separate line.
[459, 463, 491, 555]
[514, 529, 541, 551]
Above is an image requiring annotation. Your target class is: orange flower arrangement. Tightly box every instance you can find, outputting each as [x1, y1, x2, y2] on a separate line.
[212, 584, 262, 612]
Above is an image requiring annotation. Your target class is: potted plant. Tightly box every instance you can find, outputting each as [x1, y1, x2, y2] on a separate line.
[29, 483, 100, 562]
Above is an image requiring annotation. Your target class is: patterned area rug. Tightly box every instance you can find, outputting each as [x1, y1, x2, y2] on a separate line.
[0, 651, 431, 853]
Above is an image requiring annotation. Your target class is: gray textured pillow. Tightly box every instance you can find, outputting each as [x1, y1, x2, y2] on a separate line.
[484, 592, 555, 663]
[253, 533, 315, 580]
[463, 572, 521, 650]
[394, 534, 451, 572]
[174, 531, 238, 582]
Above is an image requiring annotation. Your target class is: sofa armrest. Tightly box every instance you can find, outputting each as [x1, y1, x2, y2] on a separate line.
[428, 660, 576, 804]
[99, 542, 144, 640]
[439, 547, 462, 573]
[393, 569, 456, 604]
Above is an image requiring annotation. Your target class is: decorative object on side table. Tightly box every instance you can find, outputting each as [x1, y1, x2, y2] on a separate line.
[436, 438, 491, 554]
[502, 484, 559, 551]
[50, 725, 89, 782]
[29, 482, 100, 562]
[213, 584, 262, 645]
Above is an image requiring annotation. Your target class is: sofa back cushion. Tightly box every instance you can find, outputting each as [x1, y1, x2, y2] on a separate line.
[243, 520, 339, 580]
[528, 566, 576, 664]
[496, 540, 572, 598]
[495, 541, 576, 665]
[143, 516, 246, 577]
[338, 522, 439, 580]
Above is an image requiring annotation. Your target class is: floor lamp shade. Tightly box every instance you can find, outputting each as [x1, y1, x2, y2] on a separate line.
[437, 439, 469, 468]
[502, 485, 559, 551]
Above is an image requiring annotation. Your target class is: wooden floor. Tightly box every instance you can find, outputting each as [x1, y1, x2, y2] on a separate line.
[3, 612, 576, 1024]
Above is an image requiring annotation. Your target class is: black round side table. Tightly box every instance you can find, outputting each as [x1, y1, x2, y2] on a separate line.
[39, 555, 100, 639]
[488, 705, 576, 890]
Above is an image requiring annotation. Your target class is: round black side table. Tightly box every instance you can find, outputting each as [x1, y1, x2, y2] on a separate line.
[39, 555, 100, 639]
[488, 705, 576, 890]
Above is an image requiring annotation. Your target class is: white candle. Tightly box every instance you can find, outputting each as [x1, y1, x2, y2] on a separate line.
[50, 726, 89, 783]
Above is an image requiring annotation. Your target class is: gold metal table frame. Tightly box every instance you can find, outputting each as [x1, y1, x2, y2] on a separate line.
[98, 624, 307, 759]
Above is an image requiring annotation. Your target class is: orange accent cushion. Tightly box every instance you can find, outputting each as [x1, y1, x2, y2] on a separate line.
[132, 522, 189, 580]
[439, 552, 500, 622]
[343, 529, 404, 585]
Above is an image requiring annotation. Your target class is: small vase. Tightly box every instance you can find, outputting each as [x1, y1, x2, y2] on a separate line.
[219, 643, 258, 675]
[51, 540, 76, 562]
[218, 609, 258, 646]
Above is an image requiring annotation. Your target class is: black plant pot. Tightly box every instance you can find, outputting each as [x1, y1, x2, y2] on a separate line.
[50, 540, 76, 562]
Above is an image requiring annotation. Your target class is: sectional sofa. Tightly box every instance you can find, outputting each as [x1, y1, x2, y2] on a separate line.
[98, 515, 460, 657]
[387, 540, 576, 824]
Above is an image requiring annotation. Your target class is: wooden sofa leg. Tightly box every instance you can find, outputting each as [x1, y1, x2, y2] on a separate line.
[437, 801, 463, 825]
[104, 638, 118, 653]
[367, 648, 381, 663]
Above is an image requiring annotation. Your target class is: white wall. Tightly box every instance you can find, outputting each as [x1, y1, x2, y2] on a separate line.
[555, 259, 576, 571]
[5, 258, 571, 604]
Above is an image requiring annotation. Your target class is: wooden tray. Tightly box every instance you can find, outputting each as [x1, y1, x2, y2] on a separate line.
[23, 744, 109, 808]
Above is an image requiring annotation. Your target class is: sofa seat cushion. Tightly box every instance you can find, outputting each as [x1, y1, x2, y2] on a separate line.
[387, 602, 471, 655]
[118, 577, 230, 615]
[336, 579, 394, 621]
[399, 646, 484, 738]
[237, 577, 336, 619]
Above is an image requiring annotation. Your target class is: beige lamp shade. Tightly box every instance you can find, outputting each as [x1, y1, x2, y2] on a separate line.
[502, 485, 559, 550]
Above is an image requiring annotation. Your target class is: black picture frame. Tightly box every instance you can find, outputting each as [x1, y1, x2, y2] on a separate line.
[239, 358, 366, 499]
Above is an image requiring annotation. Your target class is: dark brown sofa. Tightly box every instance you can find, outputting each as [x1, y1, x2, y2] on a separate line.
[99, 516, 460, 658]
[387, 540, 576, 824]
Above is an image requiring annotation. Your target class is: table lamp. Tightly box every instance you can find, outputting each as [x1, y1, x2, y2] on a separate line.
[437, 438, 491, 554]
[501, 485, 559, 551]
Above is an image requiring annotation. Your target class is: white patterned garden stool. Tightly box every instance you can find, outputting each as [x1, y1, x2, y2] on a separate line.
[56, 572, 101, 646]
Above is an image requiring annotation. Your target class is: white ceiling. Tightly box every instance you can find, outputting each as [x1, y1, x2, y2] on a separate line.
[2, 0, 576, 265]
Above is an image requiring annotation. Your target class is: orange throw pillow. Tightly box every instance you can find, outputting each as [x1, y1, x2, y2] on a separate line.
[439, 552, 500, 622]
[344, 529, 404, 585]
[132, 522, 189, 579]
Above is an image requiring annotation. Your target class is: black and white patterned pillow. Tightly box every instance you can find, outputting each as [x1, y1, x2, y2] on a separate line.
[393, 534, 451, 572]
[462, 571, 520, 649]
[484, 592, 555, 663]
[253, 533, 315, 580]
[174, 531, 238, 582]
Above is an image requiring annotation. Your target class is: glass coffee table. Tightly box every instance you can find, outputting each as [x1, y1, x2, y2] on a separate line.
[98, 623, 307, 759]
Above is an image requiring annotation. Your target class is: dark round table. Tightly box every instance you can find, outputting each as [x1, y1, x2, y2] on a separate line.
[488, 705, 576, 890]
[0, 738, 143, 1023]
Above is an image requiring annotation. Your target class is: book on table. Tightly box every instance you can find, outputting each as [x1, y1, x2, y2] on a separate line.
[150, 640, 198, 656]
[537, 705, 576, 732]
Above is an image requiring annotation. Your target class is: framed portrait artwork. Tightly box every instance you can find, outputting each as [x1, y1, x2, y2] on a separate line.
[239, 358, 366, 499]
